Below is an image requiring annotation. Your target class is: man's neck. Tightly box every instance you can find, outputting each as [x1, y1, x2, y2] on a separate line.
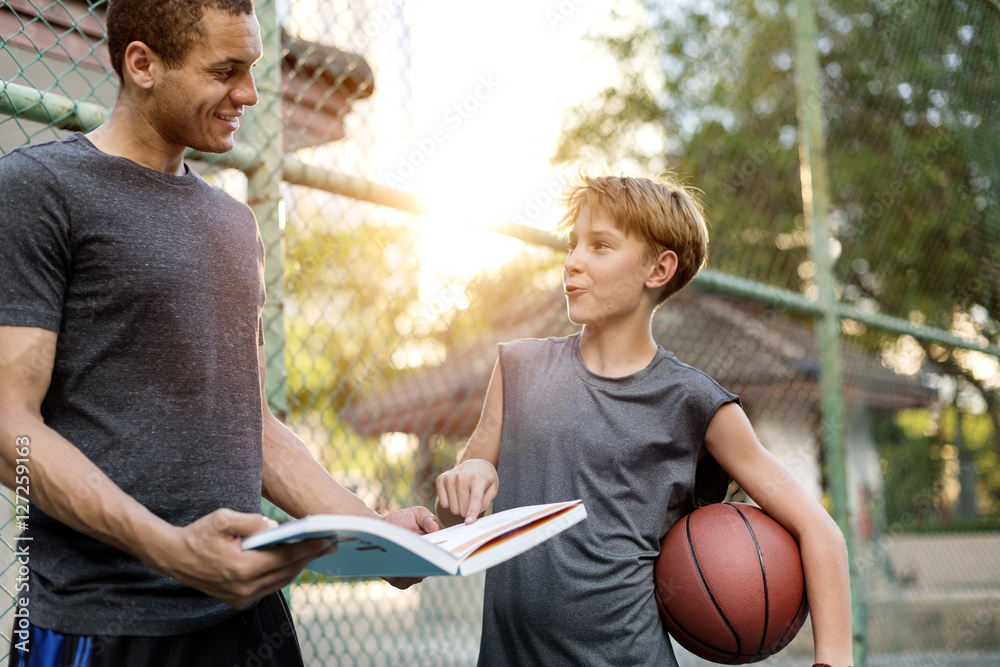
[86, 108, 186, 176]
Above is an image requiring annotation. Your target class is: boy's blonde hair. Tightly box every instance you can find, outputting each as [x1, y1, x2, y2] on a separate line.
[558, 174, 709, 305]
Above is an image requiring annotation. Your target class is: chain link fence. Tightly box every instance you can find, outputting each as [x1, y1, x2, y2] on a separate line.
[1, 0, 998, 665]
[553, 1, 1000, 664]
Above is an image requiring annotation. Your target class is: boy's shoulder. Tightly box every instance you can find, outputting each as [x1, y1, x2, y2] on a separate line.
[658, 349, 740, 404]
[499, 334, 578, 360]
[501, 334, 577, 350]
[658, 348, 713, 378]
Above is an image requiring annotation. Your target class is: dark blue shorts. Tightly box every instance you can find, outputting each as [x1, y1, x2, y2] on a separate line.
[8, 592, 304, 667]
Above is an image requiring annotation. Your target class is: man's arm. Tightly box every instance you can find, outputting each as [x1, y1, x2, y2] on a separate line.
[435, 358, 504, 526]
[0, 325, 335, 609]
[256, 345, 439, 534]
[703, 402, 853, 667]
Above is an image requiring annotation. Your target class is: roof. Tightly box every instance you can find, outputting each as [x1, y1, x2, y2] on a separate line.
[281, 32, 374, 151]
[344, 282, 938, 439]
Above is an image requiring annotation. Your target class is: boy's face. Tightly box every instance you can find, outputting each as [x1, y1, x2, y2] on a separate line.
[563, 204, 657, 329]
[147, 8, 262, 154]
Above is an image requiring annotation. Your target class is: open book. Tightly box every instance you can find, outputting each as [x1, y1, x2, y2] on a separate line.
[242, 499, 586, 577]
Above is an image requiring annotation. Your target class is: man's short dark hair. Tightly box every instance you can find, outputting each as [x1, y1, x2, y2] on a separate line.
[106, 0, 255, 83]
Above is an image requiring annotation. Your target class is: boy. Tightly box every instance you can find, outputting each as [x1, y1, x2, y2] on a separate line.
[435, 175, 853, 666]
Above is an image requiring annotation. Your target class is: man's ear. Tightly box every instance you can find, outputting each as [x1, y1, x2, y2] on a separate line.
[121, 41, 161, 91]
[646, 249, 678, 290]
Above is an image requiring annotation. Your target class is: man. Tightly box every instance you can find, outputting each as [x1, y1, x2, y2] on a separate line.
[0, 1, 437, 664]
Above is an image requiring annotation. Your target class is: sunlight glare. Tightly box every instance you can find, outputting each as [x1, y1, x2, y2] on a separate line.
[415, 215, 523, 280]
[398, 0, 618, 302]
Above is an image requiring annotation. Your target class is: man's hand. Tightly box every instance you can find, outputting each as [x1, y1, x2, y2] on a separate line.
[380, 506, 439, 590]
[147, 508, 335, 609]
[436, 458, 499, 525]
[383, 506, 440, 535]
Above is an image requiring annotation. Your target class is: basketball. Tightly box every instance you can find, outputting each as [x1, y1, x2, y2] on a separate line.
[655, 503, 809, 663]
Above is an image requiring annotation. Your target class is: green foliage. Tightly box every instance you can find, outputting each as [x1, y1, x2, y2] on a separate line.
[443, 249, 565, 348]
[279, 201, 564, 507]
[908, 514, 1000, 533]
[555, 0, 1000, 343]
[284, 219, 422, 418]
[879, 406, 1000, 532]
[823, 1, 1000, 338]
[940, 404, 1000, 515]
[876, 410, 945, 532]
[279, 197, 429, 502]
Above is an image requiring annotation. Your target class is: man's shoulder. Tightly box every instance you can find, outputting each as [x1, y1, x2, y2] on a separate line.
[187, 174, 256, 225]
[3, 133, 84, 161]
[0, 138, 84, 198]
[0, 134, 93, 178]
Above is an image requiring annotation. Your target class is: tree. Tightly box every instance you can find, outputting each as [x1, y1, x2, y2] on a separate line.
[555, 0, 1000, 458]
[281, 192, 430, 504]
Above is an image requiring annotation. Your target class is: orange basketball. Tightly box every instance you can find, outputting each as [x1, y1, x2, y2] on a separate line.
[655, 503, 809, 663]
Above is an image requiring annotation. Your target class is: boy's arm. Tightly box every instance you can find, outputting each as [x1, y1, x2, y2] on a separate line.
[435, 359, 504, 526]
[703, 402, 853, 667]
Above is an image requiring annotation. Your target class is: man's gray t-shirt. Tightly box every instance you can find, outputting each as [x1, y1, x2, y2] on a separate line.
[0, 134, 266, 635]
[479, 334, 738, 666]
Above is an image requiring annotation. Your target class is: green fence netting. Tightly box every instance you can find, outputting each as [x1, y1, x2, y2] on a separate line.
[1, 0, 998, 665]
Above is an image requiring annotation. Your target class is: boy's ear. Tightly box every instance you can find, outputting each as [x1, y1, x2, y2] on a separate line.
[646, 249, 678, 290]
[122, 41, 162, 91]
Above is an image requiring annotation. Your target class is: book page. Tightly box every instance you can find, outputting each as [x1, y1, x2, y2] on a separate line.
[456, 503, 587, 576]
[423, 500, 583, 560]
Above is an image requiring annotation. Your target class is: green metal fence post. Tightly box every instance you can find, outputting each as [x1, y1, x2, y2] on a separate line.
[242, 0, 291, 605]
[243, 0, 288, 421]
[793, 0, 866, 664]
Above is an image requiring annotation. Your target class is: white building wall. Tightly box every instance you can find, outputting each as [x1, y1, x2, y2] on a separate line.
[751, 412, 824, 502]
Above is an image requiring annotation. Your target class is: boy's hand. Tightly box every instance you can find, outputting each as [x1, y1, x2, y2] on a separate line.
[436, 458, 498, 524]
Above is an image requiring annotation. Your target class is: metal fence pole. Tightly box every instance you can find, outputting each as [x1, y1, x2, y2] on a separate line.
[793, 0, 866, 664]
[244, 0, 288, 420]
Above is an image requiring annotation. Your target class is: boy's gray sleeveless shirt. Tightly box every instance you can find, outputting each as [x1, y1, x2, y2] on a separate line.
[479, 334, 738, 667]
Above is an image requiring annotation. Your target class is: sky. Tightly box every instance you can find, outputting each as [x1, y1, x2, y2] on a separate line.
[390, 0, 624, 276]
[284, 0, 634, 274]
[279, 0, 632, 324]
[404, 1, 619, 219]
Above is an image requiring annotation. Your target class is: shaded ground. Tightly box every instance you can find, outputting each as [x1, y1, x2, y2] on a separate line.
[288, 574, 1000, 667]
